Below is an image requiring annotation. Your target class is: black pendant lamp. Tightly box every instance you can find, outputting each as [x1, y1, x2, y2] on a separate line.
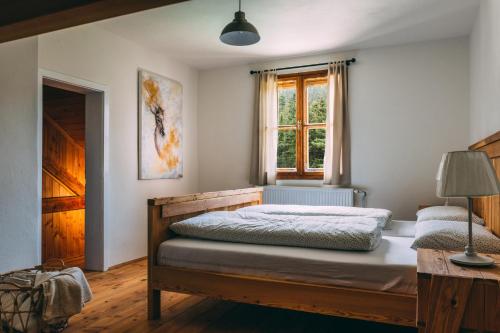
[220, 0, 260, 46]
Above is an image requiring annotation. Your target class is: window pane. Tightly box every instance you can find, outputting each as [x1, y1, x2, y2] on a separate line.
[307, 128, 325, 169]
[277, 130, 296, 169]
[306, 82, 327, 124]
[278, 83, 296, 126]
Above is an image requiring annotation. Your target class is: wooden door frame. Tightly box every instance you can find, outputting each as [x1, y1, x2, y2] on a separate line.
[37, 69, 110, 271]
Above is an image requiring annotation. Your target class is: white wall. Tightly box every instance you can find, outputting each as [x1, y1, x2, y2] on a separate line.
[0, 38, 40, 272]
[198, 38, 470, 219]
[38, 25, 199, 267]
[198, 66, 255, 191]
[469, 0, 500, 144]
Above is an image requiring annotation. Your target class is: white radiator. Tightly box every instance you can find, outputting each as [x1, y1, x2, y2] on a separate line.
[263, 186, 355, 206]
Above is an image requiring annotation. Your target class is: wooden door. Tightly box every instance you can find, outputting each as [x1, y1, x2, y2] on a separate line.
[42, 86, 86, 268]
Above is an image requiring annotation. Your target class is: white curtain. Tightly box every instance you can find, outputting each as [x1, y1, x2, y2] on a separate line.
[324, 62, 351, 185]
[250, 71, 278, 185]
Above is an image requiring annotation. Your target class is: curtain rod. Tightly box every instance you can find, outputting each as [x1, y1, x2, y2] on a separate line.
[249, 58, 356, 75]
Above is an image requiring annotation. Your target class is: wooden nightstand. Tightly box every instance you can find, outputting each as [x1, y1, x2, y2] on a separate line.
[417, 249, 500, 333]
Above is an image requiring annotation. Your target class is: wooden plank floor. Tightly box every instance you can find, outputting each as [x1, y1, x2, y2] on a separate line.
[66, 259, 417, 332]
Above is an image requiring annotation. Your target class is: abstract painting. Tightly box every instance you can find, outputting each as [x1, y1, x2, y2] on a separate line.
[139, 70, 183, 179]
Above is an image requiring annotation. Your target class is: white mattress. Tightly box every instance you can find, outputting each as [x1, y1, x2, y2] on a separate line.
[158, 227, 417, 295]
[383, 220, 416, 238]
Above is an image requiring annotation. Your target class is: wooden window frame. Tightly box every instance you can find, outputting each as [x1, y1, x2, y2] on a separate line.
[277, 70, 327, 180]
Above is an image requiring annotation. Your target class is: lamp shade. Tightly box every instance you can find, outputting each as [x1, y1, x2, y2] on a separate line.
[436, 151, 500, 197]
[220, 11, 260, 46]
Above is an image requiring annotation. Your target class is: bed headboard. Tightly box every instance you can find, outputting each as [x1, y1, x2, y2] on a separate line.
[147, 187, 263, 266]
[469, 131, 500, 236]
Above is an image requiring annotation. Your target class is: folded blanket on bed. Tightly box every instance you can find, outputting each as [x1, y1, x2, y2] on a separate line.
[237, 204, 392, 229]
[170, 211, 382, 251]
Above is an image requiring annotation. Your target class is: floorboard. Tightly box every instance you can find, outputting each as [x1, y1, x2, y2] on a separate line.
[66, 259, 417, 332]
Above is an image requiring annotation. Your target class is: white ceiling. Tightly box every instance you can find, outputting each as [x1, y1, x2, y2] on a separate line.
[97, 0, 479, 70]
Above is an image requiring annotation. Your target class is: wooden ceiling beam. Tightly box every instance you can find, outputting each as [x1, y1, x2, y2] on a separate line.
[0, 0, 188, 44]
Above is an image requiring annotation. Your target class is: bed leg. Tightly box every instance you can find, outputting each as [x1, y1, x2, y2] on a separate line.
[148, 288, 161, 320]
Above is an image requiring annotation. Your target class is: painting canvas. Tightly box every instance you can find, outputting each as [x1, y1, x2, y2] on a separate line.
[139, 70, 183, 179]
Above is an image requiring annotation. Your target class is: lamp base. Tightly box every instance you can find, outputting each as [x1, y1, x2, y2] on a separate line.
[449, 253, 495, 267]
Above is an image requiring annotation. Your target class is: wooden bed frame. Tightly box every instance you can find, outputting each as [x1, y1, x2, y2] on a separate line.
[470, 131, 500, 237]
[147, 188, 417, 327]
[147, 131, 500, 328]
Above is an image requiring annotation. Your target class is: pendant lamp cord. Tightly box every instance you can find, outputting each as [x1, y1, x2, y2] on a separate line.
[239, 0, 241, 11]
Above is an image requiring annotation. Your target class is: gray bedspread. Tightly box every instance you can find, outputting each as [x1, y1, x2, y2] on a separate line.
[170, 211, 382, 251]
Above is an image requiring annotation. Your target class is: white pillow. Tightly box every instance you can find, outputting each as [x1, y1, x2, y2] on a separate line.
[416, 206, 484, 225]
[411, 220, 500, 253]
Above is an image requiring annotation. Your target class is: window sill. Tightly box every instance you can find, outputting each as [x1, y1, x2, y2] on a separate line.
[276, 172, 324, 180]
[276, 179, 324, 187]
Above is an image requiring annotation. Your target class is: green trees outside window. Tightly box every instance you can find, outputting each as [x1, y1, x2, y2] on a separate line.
[277, 77, 327, 173]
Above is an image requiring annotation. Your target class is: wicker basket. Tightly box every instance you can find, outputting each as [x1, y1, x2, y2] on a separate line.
[0, 259, 66, 333]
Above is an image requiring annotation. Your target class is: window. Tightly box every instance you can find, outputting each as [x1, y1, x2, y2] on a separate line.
[277, 71, 327, 179]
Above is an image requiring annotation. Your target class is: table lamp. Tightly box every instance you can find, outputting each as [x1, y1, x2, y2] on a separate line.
[436, 151, 500, 266]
